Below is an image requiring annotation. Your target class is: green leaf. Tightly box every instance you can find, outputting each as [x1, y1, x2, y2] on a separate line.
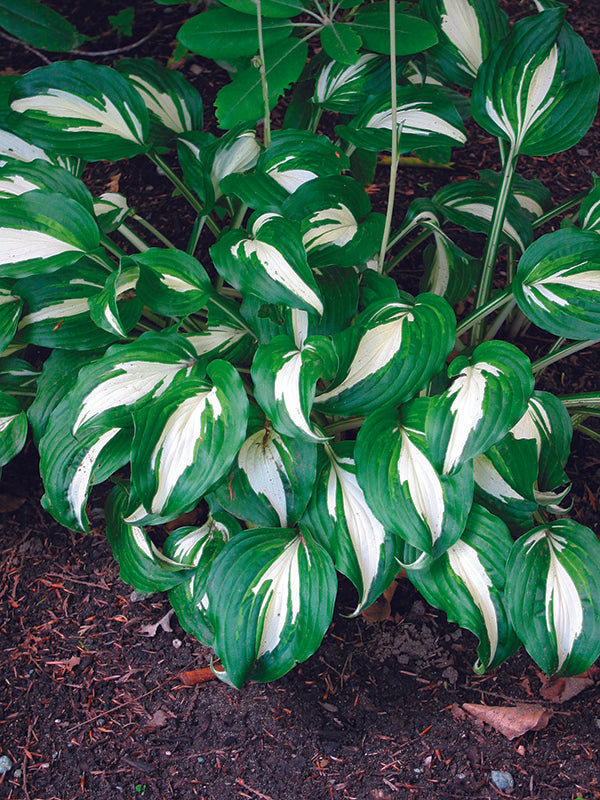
[219, 0, 305, 18]
[211, 212, 323, 315]
[93, 193, 131, 233]
[0, 282, 21, 352]
[315, 293, 455, 416]
[215, 38, 308, 129]
[407, 504, 520, 672]
[131, 360, 249, 522]
[313, 54, 382, 113]
[0, 389, 27, 466]
[420, 230, 481, 305]
[132, 248, 212, 317]
[109, 7, 135, 37]
[320, 23, 362, 66]
[207, 527, 337, 687]
[471, 8, 600, 156]
[9, 61, 150, 161]
[578, 181, 600, 233]
[87, 264, 142, 339]
[355, 403, 474, 557]
[302, 441, 400, 614]
[0, 0, 86, 51]
[0, 157, 94, 212]
[350, 4, 438, 56]
[513, 228, 600, 339]
[177, 8, 293, 60]
[506, 520, 600, 675]
[0, 190, 99, 278]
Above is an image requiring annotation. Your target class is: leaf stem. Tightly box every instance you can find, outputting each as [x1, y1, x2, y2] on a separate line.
[132, 214, 177, 249]
[384, 228, 433, 273]
[207, 295, 256, 337]
[532, 189, 589, 230]
[455, 287, 513, 337]
[531, 338, 600, 375]
[378, 0, 398, 273]
[187, 215, 206, 256]
[256, 0, 271, 148]
[117, 224, 149, 252]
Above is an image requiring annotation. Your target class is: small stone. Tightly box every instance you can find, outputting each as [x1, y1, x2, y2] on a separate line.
[594, 718, 600, 729]
[13, 768, 22, 779]
[456, 773, 466, 781]
[491, 770, 514, 792]
[413, 767, 423, 774]
[197, 756, 205, 764]
[130, 590, 155, 602]
[172, 638, 182, 649]
[96, 718, 105, 726]
[0, 755, 13, 775]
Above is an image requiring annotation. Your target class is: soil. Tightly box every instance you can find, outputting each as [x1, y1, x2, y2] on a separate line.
[1, 2, 600, 800]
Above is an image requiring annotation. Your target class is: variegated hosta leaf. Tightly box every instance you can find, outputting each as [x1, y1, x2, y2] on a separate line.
[212, 417, 318, 527]
[211, 212, 323, 316]
[315, 293, 455, 416]
[115, 57, 203, 140]
[512, 228, 600, 339]
[0, 126, 55, 166]
[355, 404, 473, 557]
[312, 54, 382, 113]
[178, 125, 261, 213]
[0, 357, 38, 399]
[0, 157, 94, 212]
[479, 169, 553, 222]
[302, 441, 400, 615]
[251, 334, 337, 443]
[87, 264, 142, 339]
[0, 283, 21, 353]
[14, 261, 138, 350]
[9, 61, 150, 161]
[427, 341, 534, 474]
[420, 230, 481, 305]
[336, 85, 467, 158]
[419, 0, 509, 87]
[130, 360, 248, 523]
[407, 503, 520, 672]
[282, 175, 385, 269]
[433, 180, 533, 252]
[207, 527, 337, 687]
[473, 453, 538, 534]
[131, 248, 213, 317]
[167, 513, 242, 647]
[0, 190, 99, 278]
[471, 8, 600, 156]
[506, 520, 600, 675]
[93, 193, 130, 233]
[0, 390, 27, 467]
[578, 181, 600, 234]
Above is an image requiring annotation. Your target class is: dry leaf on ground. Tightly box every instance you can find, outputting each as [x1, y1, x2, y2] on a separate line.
[140, 608, 174, 637]
[463, 703, 552, 740]
[540, 666, 599, 703]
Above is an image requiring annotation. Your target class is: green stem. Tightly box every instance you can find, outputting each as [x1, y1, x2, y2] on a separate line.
[117, 224, 149, 252]
[471, 144, 519, 344]
[455, 288, 513, 338]
[132, 214, 177, 249]
[384, 228, 433, 273]
[207, 295, 256, 337]
[572, 423, 600, 444]
[324, 416, 365, 436]
[483, 297, 516, 341]
[531, 338, 600, 375]
[559, 392, 600, 409]
[378, 0, 398, 273]
[532, 189, 589, 230]
[98, 235, 126, 261]
[150, 153, 219, 237]
[232, 203, 249, 230]
[187, 215, 206, 256]
[256, 0, 271, 148]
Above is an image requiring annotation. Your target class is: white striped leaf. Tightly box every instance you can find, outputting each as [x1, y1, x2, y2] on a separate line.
[211, 212, 323, 316]
[88, 264, 142, 339]
[302, 441, 400, 615]
[0, 157, 94, 212]
[0, 390, 27, 467]
[282, 175, 385, 269]
[421, 229, 481, 305]
[472, 453, 538, 534]
[0, 283, 21, 352]
[513, 228, 600, 339]
[313, 54, 381, 113]
[93, 193, 130, 233]
[506, 520, 600, 675]
[434, 180, 533, 252]
[355, 404, 473, 557]
[336, 85, 467, 157]
[115, 57, 203, 140]
[251, 334, 337, 443]
[132, 248, 213, 317]
[407, 503, 520, 672]
[207, 527, 337, 687]
[479, 169, 552, 222]
[0, 357, 38, 398]
[578, 181, 600, 233]
[315, 293, 455, 416]
[0, 126, 55, 166]
[0, 190, 99, 278]
[10, 61, 150, 161]
[14, 261, 138, 349]
[420, 0, 509, 87]
[471, 8, 600, 156]
[131, 360, 248, 523]
[212, 416, 317, 528]
[428, 341, 534, 474]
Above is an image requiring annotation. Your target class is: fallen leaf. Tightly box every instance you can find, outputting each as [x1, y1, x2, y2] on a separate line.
[179, 666, 222, 685]
[361, 579, 399, 622]
[107, 172, 121, 193]
[45, 655, 81, 672]
[145, 709, 169, 729]
[450, 702, 467, 721]
[462, 703, 552, 740]
[165, 509, 198, 533]
[540, 673, 596, 703]
[140, 608, 174, 637]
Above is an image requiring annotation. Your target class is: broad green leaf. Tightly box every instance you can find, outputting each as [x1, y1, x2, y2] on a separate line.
[0, 283, 21, 352]
[9, 61, 150, 161]
[131, 360, 248, 522]
[132, 248, 212, 317]
[0, 157, 94, 212]
[302, 441, 400, 615]
[207, 527, 337, 687]
[0, 390, 27, 466]
[512, 228, 600, 339]
[0, 357, 37, 400]
[177, 8, 293, 60]
[211, 212, 323, 315]
[506, 521, 600, 675]
[408, 504, 520, 671]
[355, 403, 473, 557]
[320, 23, 362, 66]
[420, 230, 481, 305]
[350, 4, 438, 56]
[218, 0, 305, 18]
[419, 0, 509, 87]
[93, 192, 130, 233]
[471, 8, 600, 156]
[313, 54, 381, 113]
[216, 38, 308, 129]
[315, 293, 455, 416]
[87, 264, 142, 339]
[578, 181, 600, 233]
[251, 334, 337, 443]
[212, 416, 317, 527]
[427, 341, 534, 474]
[0, 190, 99, 278]
[0, 0, 86, 51]
[479, 169, 553, 222]
[0, 126, 55, 165]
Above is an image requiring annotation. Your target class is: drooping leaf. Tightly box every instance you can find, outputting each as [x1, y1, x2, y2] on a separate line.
[132, 248, 213, 317]
[350, 4, 438, 55]
[0, 156, 94, 212]
[0, 389, 27, 466]
[320, 23, 362, 66]
[0, 282, 21, 352]
[312, 54, 382, 113]
[0, 0, 86, 52]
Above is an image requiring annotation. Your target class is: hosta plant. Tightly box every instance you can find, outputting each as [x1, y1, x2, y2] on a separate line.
[1, 0, 600, 688]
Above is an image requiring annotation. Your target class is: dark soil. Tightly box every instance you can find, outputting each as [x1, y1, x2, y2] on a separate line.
[1, 2, 600, 799]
